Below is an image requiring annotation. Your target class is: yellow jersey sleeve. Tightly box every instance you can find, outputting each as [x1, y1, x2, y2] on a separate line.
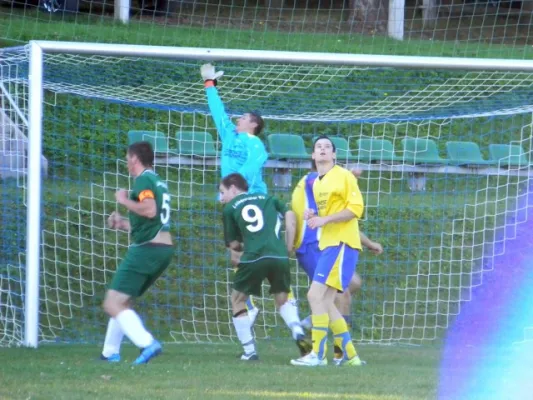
[343, 172, 364, 219]
[291, 176, 307, 251]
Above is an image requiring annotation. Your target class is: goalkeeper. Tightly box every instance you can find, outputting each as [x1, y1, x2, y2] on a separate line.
[201, 63, 267, 195]
[201, 63, 268, 325]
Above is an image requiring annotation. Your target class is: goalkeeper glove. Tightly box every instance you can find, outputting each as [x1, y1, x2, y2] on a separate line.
[201, 63, 224, 87]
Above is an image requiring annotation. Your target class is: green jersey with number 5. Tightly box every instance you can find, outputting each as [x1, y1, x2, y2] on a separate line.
[129, 169, 171, 245]
[223, 193, 288, 263]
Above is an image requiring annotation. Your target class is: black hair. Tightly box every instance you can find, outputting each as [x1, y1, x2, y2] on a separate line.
[248, 111, 264, 136]
[311, 135, 336, 170]
[312, 135, 336, 152]
[221, 173, 249, 192]
[127, 141, 154, 167]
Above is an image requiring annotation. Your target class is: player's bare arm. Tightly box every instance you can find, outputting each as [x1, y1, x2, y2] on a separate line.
[115, 189, 157, 218]
[107, 211, 131, 231]
[351, 168, 363, 178]
[230, 249, 243, 267]
[284, 210, 297, 253]
[303, 208, 316, 220]
[307, 209, 356, 229]
[360, 231, 383, 255]
[227, 240, 244, 253]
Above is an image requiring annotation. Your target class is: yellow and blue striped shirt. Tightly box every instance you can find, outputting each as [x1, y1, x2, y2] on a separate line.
[312, 165, 364, 250]
[291, 172, 320, 251]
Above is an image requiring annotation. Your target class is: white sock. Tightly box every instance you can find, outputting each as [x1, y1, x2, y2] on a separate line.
[232, 315, 256, 355]
[115, 309, 154, 349]
[102, 318, 124, 357]
[248, 307, 259, 326]
[301, 315, 312, 329]
[279, 301, 304, 340]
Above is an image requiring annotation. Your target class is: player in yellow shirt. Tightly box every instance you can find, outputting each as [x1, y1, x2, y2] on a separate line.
[291, 167, 382, 364]
[291, 135, 366, 367]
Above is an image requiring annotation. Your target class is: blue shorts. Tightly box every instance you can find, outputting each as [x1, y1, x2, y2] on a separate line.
[295, 242, 321, 279]
[313, 243, 359, 292]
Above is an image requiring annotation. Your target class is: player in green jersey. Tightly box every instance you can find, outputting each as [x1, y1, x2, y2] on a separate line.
[100, 141, 174, 365]
[220, 173, 311, 361]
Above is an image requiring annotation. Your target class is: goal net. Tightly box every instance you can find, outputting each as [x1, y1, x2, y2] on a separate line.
[1, 43, 533, 347]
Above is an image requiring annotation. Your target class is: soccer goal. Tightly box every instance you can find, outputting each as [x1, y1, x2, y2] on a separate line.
[1, 42, 533, 348]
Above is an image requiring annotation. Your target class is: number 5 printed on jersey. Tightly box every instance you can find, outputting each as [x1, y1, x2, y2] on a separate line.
[160, 193, 171, 225]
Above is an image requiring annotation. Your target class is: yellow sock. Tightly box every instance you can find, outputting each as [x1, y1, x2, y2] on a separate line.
[311, 313, 329, 360]
[330, 317, 357, 360]
[287, 287, 295, 302]
[330, 321, 343, 358]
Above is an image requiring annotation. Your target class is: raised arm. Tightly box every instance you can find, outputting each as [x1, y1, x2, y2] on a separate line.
[201, 64, 235, 143]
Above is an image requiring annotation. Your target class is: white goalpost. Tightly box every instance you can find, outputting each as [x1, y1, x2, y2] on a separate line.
[7, 41, 533, 347]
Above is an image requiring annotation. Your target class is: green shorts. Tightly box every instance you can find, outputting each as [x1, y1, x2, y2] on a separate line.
[233, 257, 291, 297]
[110, 243, 174, 297]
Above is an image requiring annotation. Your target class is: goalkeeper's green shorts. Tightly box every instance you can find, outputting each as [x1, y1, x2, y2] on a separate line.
[109, 243, 174, 297]
[233, 258, 291, 297]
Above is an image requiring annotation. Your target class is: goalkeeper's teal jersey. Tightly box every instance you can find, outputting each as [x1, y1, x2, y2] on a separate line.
[129, 169, 171, 245]
[205, 86, 268, 194]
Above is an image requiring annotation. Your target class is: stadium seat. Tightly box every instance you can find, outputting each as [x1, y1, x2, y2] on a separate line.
[313, 136, 357, 162]
[267, 134, 309, 160]
[127, 130, 175, 154]
[401, 138, 448, 165]
[356, 138, 399, 163]
[175, 131, 218, 157]
[446, 141, 496, 167]
[488, 144, 529, 168]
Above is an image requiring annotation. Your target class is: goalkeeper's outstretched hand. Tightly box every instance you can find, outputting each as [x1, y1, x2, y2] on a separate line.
[201, 63, 224, 82]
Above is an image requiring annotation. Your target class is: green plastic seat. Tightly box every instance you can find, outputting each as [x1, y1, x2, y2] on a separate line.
[312, 136, 357, 162]
[127, 130, 174, 154]
[489, 144, 529, 168]
[401, 138, 448, 165]
[356, 138, 399, 163]
[446, 141, 496, 167]
[267, 134, 309, 160]
[175, 131, 218, 157]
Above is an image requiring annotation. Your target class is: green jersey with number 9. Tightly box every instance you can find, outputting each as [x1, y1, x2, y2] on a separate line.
[128, 169, 171, 245]
[223, 193, 288, 263]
